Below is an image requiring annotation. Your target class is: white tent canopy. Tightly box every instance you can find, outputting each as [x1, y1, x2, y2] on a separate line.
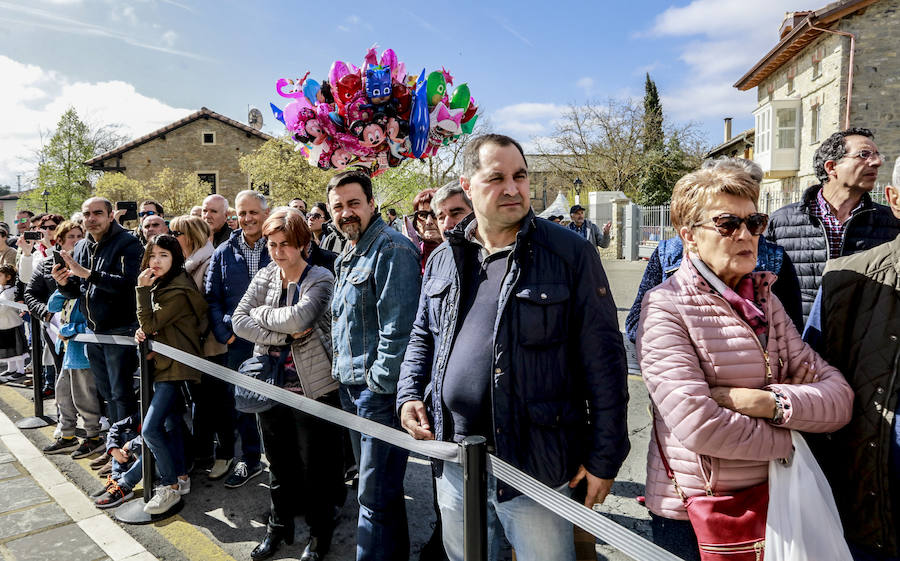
[538, 192, 571, 219]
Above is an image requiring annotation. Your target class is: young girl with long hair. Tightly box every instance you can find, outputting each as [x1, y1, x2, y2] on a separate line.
[134, 234, 208, 515]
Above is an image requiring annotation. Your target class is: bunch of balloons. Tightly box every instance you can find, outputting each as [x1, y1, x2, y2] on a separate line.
[270, 46, 478, 176]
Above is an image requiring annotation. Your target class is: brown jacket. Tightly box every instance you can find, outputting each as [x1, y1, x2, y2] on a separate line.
[136, 271, 208, 384]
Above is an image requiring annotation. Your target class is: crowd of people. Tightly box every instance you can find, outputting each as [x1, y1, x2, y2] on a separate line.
[0, 130, 896, 561]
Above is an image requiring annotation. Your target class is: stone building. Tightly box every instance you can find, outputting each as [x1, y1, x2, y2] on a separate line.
[733, 0, 899, 197]
[85, 107, 271, 205]
[706, 118, 755, 161]
[525, 154, 579, 213]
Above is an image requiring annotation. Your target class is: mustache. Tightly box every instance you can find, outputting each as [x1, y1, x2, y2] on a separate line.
[339, 217, 361, 226]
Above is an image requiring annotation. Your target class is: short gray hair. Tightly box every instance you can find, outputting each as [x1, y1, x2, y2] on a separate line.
[432, 180, 472, 212]
[700, 157, 763, 184]
[202, 194, 229, 209]
[235, 189, 268, 210]
[893, 156, 900, 187]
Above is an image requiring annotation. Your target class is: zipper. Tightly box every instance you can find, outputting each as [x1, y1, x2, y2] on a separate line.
[84, 243, 98, 331]
[698, 539, 765, 556]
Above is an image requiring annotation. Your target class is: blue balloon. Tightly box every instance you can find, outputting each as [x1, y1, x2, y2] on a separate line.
[270, 103, 285, 125]
[303, 79, 320, 106]
[409, 69, 429, 158]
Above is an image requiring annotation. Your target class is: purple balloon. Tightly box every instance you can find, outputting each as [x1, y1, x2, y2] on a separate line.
[409, 69, 429, 158]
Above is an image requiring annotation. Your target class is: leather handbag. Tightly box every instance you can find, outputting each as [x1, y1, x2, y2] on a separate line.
[234, 347, 290, 414]
[654, 419, 768, 560]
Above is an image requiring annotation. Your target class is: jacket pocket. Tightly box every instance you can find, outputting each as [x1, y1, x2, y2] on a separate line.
[423, 277, 451, 334]
[526, 399, 582, 483]
[514, 284, 569, 346]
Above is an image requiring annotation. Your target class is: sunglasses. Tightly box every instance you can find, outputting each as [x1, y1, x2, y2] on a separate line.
[307, 213, 325, 220]
[693, 213, 769, 237]
[170, 230, 184, 238]
[228, 215, 238, 221]
[39, 224, 58, 231]
[138, 210, 157, 218]
[13, 218, 28, 225]
[415, 210, 436, 221]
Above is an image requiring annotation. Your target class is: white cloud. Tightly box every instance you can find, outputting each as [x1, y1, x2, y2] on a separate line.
[0, 55, 192, 188]
[491, 102, 567, 139]
[576, 77, 594, 96]
[646, 0, 798, 122]
[161, 29, 176, 47]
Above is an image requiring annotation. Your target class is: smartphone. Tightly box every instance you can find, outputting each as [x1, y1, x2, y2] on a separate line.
[52, 250, 66, 270]
[23, 231, 42, 242]
[116, 201, 138, 222]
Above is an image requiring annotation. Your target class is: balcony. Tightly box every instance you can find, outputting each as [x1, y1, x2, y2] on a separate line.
[753, 99, 801, 178]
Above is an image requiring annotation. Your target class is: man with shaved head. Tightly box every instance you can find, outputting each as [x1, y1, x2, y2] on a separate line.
[202, 194, 231, 248]
[53, 197, 144, 424]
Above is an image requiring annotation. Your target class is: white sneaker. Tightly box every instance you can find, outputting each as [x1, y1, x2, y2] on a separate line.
[143, 486, 181, 515]
[208, 458, 234, 480]
[177, 476, 190, 496]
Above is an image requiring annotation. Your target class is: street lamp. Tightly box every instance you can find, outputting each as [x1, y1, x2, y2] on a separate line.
[573, 177, 583, 205]
[41, 189, 50, 213]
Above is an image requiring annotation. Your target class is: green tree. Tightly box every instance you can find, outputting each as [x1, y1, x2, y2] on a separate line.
[239, 136, 333, 206]
[371, 162, 429, 214]
[144, 168, 209, 216]
[642, 74, 664, 153]
[93, 173, 145, 206]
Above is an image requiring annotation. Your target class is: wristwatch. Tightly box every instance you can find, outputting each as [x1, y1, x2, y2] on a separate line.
[771, 390, 786, 424]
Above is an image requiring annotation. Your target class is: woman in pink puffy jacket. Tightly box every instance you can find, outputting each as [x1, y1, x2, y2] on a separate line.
[636, 167, 853, 560]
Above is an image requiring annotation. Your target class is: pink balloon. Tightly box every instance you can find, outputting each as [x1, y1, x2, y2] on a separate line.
[276, 78, 308, 100]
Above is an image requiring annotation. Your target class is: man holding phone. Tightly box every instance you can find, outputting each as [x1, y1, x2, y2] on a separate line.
[52, 197, 144, 424]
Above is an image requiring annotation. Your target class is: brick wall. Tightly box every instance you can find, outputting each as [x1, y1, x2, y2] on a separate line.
[103, 118, 267, 206]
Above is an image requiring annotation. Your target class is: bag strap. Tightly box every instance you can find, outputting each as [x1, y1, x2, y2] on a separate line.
[652, 412, 713, 502]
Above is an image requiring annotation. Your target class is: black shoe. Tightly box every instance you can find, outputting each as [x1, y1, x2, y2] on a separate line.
[71, 437, 105, 459]
[300, 534, 332, 561]
[250, 531, 293, 561]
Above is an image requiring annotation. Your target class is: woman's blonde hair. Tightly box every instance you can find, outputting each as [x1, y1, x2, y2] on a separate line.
[168, 215, 209, 255]
[54, 221, 83, 246]
[670, 168, 760, 235]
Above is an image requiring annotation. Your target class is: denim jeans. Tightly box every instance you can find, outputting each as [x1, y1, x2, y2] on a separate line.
[142, 382, 186, 487]
[436, 460, 576, 561]
[339, 383, 409, 561]
[86, 326, 138, 423]
[113, 455, 143, 492]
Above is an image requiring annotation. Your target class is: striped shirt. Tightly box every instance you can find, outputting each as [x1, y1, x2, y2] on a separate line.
[813, 188, 863, 259]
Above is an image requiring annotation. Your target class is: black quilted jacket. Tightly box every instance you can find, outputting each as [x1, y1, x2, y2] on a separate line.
[764, 184, 900, 323]
[814, 234, 900, 556]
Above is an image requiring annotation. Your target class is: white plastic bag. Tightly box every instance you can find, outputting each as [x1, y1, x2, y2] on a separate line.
[765, 430, 853, 561]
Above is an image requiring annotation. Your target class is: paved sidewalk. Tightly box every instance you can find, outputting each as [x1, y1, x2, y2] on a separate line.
[0, 408, 155, 561]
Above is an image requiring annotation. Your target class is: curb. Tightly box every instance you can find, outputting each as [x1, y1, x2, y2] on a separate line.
[0, 406, 156, 561]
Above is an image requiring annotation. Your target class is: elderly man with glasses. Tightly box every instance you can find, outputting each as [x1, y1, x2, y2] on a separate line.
[764, 127, 900, 323]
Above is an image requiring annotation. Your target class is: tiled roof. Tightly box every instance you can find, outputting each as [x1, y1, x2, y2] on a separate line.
[84, 107, 272, 167]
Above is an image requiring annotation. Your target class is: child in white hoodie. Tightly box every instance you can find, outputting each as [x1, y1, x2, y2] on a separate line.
[0, 264, 28, 375]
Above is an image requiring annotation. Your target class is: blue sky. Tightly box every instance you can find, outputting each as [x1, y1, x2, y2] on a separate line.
[0, 0, 804, 189]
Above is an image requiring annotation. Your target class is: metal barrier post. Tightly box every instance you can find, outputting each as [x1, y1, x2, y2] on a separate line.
[462, 435, 487, 561]
[115, 339, 180, 523]
[16, 316, 52, 429]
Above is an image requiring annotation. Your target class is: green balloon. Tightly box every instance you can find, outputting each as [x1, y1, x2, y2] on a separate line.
[449, 84, 470, 110]
[461, 114, 478, 135]
[426, 71, 447, 107]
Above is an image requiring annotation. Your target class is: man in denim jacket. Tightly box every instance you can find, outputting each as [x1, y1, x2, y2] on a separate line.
[327, 170, 421, 561]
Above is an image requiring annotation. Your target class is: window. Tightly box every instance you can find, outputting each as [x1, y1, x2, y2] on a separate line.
[202, 131, 216, 145]
[811, 102, 822, 143]
[776, 108, 797, 149]
[786, 65, 796, 94]
[755, 110, 771, 154]
[198, 173, 217, 194]
[812, 46, 825, 79]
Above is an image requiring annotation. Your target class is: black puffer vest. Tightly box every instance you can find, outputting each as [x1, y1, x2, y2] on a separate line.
[764, 184, 900, 322]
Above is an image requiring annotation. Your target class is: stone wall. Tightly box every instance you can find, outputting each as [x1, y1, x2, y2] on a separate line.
[840, 0, 900, 187]
[104, 118, 267, 206]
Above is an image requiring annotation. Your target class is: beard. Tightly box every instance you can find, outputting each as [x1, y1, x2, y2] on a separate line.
[339, 216, 362, 241]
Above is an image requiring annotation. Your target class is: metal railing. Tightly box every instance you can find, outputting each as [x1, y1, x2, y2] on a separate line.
[5, 301, 682, 561]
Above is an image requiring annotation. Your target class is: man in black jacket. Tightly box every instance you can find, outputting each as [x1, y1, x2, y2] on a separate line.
[54, 197, 144, 423]
[397, 135, 629, 561]
[765, 128, 900, 323]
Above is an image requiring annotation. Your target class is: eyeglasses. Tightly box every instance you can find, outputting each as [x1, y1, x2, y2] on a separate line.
[39, 224, 58, 231]
[170, 230, 184, 238]
[415, 210, 436, 221]
[842, 149, 883, 163]
[692, 213, 769, 237]
[138, 211, 157, 218]
[13, 218, 28, 225]
[228, 216, 238, 221]
[307, 213, 325, 220]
